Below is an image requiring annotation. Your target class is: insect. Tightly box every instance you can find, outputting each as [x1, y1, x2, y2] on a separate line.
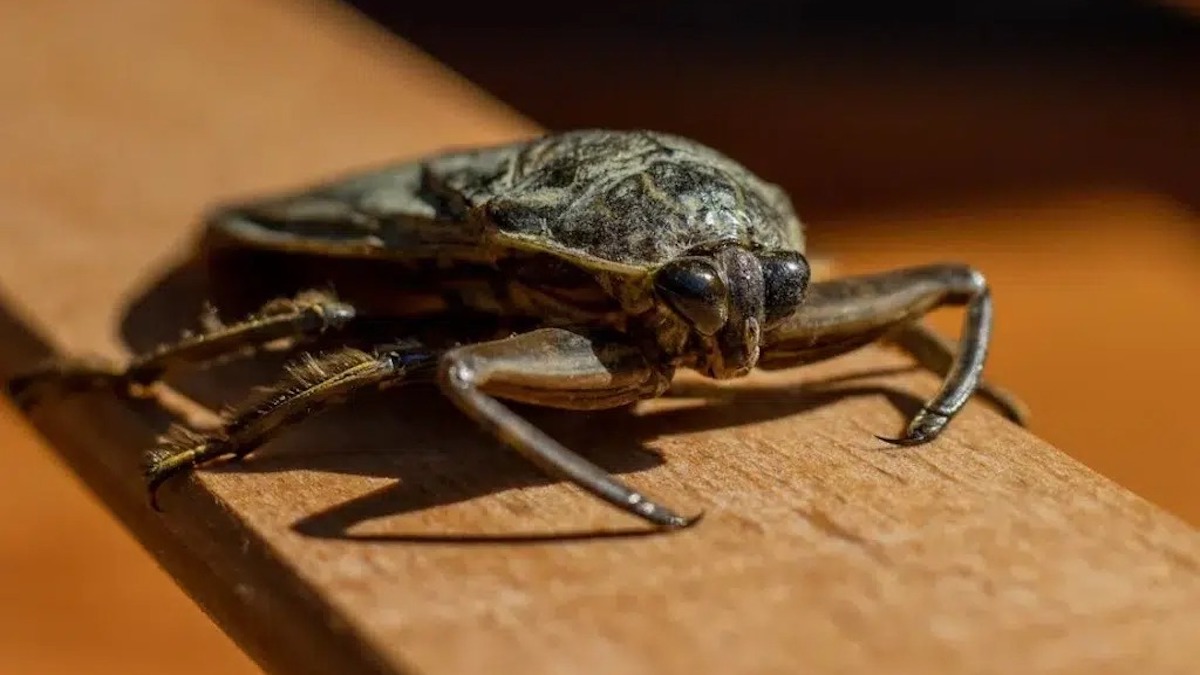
[9, 130, 1024, 528]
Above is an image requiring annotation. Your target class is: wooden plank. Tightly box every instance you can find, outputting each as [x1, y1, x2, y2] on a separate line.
[2, 2, 1199, 674]
[0, 398, 260, 675]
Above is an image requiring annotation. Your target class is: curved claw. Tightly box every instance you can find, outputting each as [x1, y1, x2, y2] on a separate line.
[876, 408, 951, 448]
[663, 509, 706, 531]
[631, 497, 706, 530]
[142, 434, 230, 512]
[874, 433, 930, 448]
[146, 478, 168, 513]
[144, 455, 190, 513]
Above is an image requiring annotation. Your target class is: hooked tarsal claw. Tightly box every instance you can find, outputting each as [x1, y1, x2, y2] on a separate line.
[634, 500, 706, 530]
[876, 408, 951, 448]
[146, 483, 166, 513]
[665, 510, 707, 530]
[874, 433, 929, 447]
[142, 429, 230, 512]
[144, 458, 184, 513]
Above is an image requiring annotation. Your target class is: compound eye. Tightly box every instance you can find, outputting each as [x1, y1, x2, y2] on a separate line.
[760, 250, 811, 325]
[654, 257, 729, 335]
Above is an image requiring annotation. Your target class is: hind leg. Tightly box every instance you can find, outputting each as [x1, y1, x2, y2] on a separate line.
[7, 290, 356, 408]
[145, 342, 436, 506]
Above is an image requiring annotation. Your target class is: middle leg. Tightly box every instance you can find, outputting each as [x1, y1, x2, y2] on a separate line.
[438, 327, 696, 529]
[8, 290, 357, 408]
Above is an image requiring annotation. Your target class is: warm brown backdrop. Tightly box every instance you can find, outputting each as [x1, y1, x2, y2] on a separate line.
[1, 1, 1197, 674]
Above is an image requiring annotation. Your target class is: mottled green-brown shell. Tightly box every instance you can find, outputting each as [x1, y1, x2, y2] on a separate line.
[211, 130, 805, 274]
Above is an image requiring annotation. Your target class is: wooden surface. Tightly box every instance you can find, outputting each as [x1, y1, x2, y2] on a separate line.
[0, 398, 260, 674]
[2, 1, 1200, 674]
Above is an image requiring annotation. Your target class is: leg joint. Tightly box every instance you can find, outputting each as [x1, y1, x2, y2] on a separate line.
[939, 264, 988, 300]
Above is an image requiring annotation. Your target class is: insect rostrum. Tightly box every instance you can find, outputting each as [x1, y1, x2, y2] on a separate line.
[7, 130, 1025, 528]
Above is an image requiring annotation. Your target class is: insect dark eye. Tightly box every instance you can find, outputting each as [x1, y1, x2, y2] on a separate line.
[760, 250, 811, 325]
[653, 257, 729, 335]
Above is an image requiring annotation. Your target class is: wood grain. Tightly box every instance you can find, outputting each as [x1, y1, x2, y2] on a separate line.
[2, 1, 1199, 674]
[0, 398, 259, 675]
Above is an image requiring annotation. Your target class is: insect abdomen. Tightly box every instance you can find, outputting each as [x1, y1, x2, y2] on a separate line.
[201, 226, 623, 327]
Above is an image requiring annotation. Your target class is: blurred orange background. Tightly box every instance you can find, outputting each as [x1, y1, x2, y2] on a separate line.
[1, 1, 1197, 673]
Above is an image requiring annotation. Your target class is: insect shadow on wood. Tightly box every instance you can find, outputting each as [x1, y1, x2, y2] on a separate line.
[8, 130, 1026, 535]
[93, 260, 924, 542]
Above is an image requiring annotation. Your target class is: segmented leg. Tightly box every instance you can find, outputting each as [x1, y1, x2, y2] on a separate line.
[145, 343, 436, 506]
[760, 264, 993, 445]
[438, 328, 698, 529]
[886, 321, 1028, 425]
[7, 290, 356, 408]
